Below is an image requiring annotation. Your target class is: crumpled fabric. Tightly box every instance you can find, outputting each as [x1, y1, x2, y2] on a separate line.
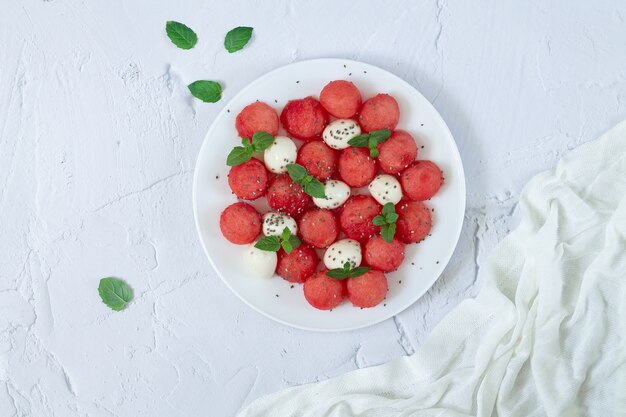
[239, 122, 626, 417]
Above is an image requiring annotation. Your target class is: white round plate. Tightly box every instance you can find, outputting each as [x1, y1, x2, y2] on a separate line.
[193, 58, 465, 332]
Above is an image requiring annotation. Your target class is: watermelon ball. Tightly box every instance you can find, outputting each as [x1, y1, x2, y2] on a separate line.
[280, 97, 329, 141]
[266, 174, 312, 217]
[400, 160, 444, 201]
[319, 80, 362, 118]
[235, 101, 279, 140]
[219, 202, 262, 244]
[358, 93, 400, 133]
[363, 236, 405, 272]
[276, 244, 319, 283]
[338, 147, 377, 188]
[346, 269, 388, 308]
[303, 270, 345, 310]
[377, 130, 417, 174]
[296, 141, 338, 181]
[396, 200, 433, 244]
[339, 195, 382, 242]
[298, 208, 339, 248]
[227, 158, 268, 200]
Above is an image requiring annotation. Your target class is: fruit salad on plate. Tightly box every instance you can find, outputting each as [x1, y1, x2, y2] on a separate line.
[219, 80, 443, 310]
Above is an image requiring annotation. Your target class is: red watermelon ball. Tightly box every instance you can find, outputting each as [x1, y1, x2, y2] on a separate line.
[358, 93, 400, 133]
[319, 80, 362, 118]
[280, 97, 329, 140]
[235, 101, 279, 140]
[303, 270, 345, 310]
[219, 202, 262, 244]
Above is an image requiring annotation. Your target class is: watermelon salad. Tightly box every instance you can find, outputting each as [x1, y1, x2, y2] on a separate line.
[219, 80, 443, 310]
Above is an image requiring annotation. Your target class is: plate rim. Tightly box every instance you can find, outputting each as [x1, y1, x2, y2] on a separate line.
[192, 57, 466, 332]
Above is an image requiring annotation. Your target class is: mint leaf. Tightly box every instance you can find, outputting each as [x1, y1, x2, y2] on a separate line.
[347, 134, 369, 147]
[188, 80, 222, 103]
[327, 263, 371, 280]
[257, 228, 301, 254]
[226, 146, 252, 166]
[372, 215, 386, 226]
[382, 202, 395, 216]
[224, 26, 253, 53]
[166, 21, 198, 50]
[381, 223, 396, 243]
[251, 132, 274, 152]
[348, 266, 371, 278]
[326, 269, 350, 279]
[348, 129, 391, 158]
[286, 163, 307, 182]
[288, 234, 301, 250]
[98, 277, 133, 311]
[254, 236, 281, 252]
[370, 129, 391, 142]
[286, 164, 326, 198]
[385, 213, 399, 223]
[375, 203, 398, 242]
[303, 180, 326, 199]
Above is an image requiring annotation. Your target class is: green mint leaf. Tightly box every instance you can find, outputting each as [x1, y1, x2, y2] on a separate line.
[349, 266, 371, 278]
[254, 236, 281, 252]
[327, 262, 371, 279]
[381, 223, 396, 243]
[288, 234, 301, 250]
[382, 202, 395, 217]
[372, 215, 387, 226]
[286, 163, 307, 182]
[385, 213, 399, 224]
[281, 238, 293, 254]
[368, 136, 379, 158]
[251, 131, 274, 152]
[166, 21, 198, 50]
[226, 146, 252, 166]
[286, 164, 326, 198]
[326, 269, 350, 279]
[224, 26, 253, 53]
[98, 277, 133, 311]
[279, 227, 300, 254]
[348, 134, 369, 148]
[370, 129, 392, 142]
[304, 179, 326, 199]
[188, 80, 222, 103]
[368, 135, 377, 149]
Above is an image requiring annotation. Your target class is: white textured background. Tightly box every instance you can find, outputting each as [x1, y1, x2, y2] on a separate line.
[2, 1, 625, 416]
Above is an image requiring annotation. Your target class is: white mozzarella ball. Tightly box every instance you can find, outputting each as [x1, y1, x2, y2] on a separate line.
[262, 212, 297, 237]
[324, 239, 362, 270]
[368, 174, 403, 205]
[322, 119, 361, 150]
[313, 180, 351, 209]
[243, 244, 277, 278]
[264, 136, 297, 173]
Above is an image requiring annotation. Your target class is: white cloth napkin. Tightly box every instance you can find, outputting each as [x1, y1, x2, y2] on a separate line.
[239, 122, 626, 417]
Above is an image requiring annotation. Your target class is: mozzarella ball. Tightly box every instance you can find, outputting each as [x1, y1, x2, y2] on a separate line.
[262, 212, 297, 237]
[243, 244, 277, 278]
[264, 136, 297, 173]
[324, 239, 362, 270]
[313, 180, 351, 209]
[368, 174, 403, 205]
[322, 119, 361, 150]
